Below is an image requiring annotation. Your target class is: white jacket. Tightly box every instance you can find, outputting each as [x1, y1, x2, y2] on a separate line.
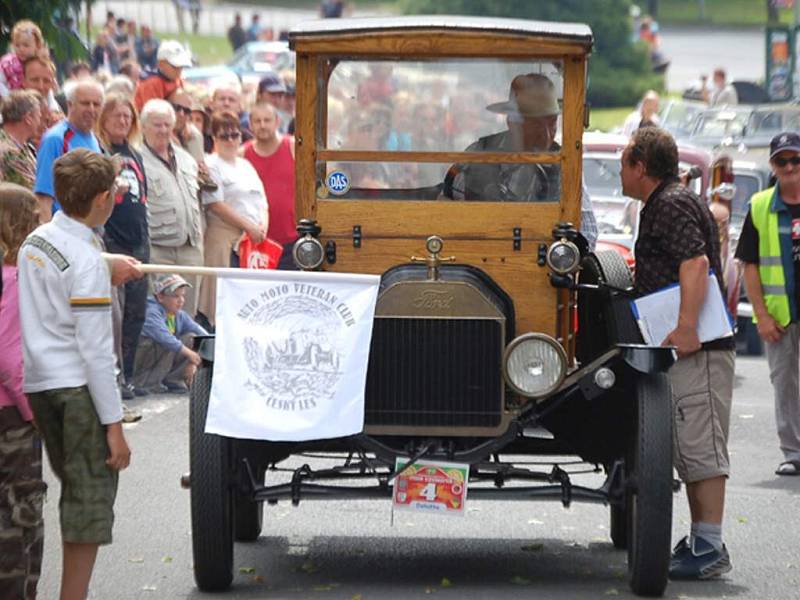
[17, 212, 123, 424]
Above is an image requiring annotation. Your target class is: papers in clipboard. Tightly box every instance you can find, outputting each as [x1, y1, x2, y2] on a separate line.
[630, 273, 734, 346]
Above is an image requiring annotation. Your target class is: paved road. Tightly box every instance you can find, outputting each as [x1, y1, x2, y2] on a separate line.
[35, 356, 800, 599]
[659, 26, 765, 94]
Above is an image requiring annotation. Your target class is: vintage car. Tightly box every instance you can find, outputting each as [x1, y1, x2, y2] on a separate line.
[187, 16, 676, 597]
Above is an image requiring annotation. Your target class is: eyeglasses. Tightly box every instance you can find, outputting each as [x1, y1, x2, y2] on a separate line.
[171, 103, 192, 115]
[773, 155, 800, 168]
[217, 130, 241, 141]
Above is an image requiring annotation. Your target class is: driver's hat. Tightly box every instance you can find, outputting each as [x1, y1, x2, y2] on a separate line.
[486, 73, 559, 119]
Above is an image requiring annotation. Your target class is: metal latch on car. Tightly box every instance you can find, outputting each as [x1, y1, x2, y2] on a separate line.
[353, 225, 362, 248]
[513, 227, 522, 251]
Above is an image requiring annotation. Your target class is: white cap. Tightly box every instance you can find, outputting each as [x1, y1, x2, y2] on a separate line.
[157, 40, 192, 69]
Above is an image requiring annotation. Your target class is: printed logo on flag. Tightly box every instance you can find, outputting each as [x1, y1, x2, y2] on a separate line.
[239, 283, 353, 412]
[206, 272, 380, 441]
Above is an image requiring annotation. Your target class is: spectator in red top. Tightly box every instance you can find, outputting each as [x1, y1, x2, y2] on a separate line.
[134, 40, 191, 112]
[357, 63, 395, 107]
[242, 101, 297, 269]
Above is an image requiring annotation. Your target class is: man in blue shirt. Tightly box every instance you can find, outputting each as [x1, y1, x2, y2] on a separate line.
[34, 80, 103, 220]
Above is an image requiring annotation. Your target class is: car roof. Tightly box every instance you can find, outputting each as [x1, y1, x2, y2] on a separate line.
[289, 15, 593, 45]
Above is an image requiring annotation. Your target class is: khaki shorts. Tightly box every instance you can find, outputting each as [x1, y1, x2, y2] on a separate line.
[28, 386, 118, 545]
[668, 349, 735, 483]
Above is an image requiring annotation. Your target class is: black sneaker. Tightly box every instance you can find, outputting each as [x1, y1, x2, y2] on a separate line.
[669, 536, 732, 580]
[163, 381, 189, 394]
[121, 383, 135, 400]
[134, 386, 150, 397]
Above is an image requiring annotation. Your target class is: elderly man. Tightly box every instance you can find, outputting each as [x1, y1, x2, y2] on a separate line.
[208, 77, 252, 143]
[446, 72, 597, 249]
[34, 79, 104, 220]
[134, 40, 191, 112]
[621, 127, 735, 580]
[736, 132, 800, 476]
[140, 99, 204, 317]
[0, 90, 42, 189]
[168, 88, 204, 162]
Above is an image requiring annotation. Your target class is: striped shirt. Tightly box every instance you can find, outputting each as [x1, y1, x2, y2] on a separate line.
[17, 212, 123, 424]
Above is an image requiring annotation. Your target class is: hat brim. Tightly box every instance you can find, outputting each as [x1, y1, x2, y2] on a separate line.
[770, 145, 800, 159]
[166, 56, 193, 68]
[485, 99, 559, 118]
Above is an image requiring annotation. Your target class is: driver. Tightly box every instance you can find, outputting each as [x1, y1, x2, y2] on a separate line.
[448, 72, 597, 248]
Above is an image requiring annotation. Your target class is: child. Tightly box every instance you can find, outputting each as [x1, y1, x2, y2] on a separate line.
[0, 183, 45, 600]
[132, 274, 208, 394]
[17, 149, 131, 600]
[0, 21, 44, 97]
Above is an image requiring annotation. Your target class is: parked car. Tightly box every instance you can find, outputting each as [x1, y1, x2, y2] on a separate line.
[183, 41, 295, 88]
[187, 16, 677, 598]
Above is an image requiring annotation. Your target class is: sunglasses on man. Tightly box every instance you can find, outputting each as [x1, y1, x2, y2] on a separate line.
[773, 155, 800, 168]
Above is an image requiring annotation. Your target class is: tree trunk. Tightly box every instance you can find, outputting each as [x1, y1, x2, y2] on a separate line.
[767, 0, 780, 24]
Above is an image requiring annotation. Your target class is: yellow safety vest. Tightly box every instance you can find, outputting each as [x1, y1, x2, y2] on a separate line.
[750, 186, 792, 326]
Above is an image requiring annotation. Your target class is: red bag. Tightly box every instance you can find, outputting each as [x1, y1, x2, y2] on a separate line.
[238, 234, 283, 270]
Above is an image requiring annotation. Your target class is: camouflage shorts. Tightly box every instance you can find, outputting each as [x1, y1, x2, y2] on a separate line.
[0, 406, 45, 600]
[28, 386, 118, 545]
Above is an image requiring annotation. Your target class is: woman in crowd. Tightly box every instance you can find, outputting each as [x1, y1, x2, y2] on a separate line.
[198, 111, 268, 327]
[95, 93, 150, 399]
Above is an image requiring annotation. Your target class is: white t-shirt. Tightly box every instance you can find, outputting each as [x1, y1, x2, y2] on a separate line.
[202, 154, 268, 226]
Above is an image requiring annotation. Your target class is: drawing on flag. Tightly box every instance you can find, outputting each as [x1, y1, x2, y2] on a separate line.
[205, 270, 380, 441]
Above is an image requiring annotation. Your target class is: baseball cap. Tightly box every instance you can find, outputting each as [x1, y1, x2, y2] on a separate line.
[153, 274, 191, 295]
[157, 40, 193, 69]
[770, 131, 800, 159]
[258, 72, 287, 94]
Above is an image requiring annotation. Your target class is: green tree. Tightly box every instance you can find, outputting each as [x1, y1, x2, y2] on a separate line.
[0, 0, 87, 65]
[401, 0, 663, 107]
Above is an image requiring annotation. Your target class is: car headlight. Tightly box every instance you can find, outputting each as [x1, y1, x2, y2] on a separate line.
[546, 240, 580, 274]
[292, 235, 324, 270]
[503, 333, 567, 398]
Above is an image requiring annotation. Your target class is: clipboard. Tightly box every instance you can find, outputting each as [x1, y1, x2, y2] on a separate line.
[630, 272, 734, 346]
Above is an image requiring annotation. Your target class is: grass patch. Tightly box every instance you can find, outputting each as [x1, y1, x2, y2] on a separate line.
[588, 106, 632, 133]
[658, 0, 794, 26]
[164, 31, 233, 66]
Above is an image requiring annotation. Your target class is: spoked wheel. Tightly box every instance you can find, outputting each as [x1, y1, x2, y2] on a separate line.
[627, 373, 673, 597]
[190, 365, 234, 591]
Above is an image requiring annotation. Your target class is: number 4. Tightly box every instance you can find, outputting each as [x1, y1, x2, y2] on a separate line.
[421, 483, 437, 501]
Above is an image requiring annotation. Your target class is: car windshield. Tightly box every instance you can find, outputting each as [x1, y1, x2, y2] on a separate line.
[318, 58, 565, 202]
[692, 109, 749, 139]
[659, 101, 705, 138]
[746, 107, 800, 139]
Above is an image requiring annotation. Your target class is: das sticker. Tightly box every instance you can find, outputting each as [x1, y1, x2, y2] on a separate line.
[326, 171, 350, 196]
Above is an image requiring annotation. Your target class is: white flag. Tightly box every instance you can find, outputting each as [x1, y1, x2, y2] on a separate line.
[206, 270, 380, 441]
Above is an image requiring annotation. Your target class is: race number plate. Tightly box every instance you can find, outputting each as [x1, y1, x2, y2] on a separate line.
[392, 459, 469, 516]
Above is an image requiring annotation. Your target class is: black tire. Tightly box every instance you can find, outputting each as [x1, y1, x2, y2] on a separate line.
[627, 373, 673, 597]
[576, 250, 639, 365]
[234, 471, 264, 542]
[190, 366, 234, 591]
[610, 504, 627, 550]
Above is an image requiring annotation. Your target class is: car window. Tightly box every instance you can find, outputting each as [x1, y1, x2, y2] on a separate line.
[731, 173, 761, 227]
[319, 58, 565, 203]
[693, 110, 747, 138]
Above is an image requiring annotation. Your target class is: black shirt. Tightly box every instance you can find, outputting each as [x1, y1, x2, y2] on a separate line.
[634, 177, 733, 349]
[104, 142, 149, 250]
[735, 199, 800, 313]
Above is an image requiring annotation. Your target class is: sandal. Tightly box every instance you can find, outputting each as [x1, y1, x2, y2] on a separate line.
[775, 460, 800, 476]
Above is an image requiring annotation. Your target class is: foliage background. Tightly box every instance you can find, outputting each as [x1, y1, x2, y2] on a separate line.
[0, 0, 87, 65]
[401, 0, 662, 108]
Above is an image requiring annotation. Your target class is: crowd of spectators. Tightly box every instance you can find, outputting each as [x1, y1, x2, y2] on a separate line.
[0, 10, 301, 597]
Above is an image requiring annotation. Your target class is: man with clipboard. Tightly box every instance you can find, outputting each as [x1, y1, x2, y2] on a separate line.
[620, 127, 735, 581]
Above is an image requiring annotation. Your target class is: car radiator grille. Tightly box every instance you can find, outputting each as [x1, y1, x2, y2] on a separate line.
[364, 317, 504, 428]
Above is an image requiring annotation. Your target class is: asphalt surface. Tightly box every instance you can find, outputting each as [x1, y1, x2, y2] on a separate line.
[35, 355, 800, 599]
